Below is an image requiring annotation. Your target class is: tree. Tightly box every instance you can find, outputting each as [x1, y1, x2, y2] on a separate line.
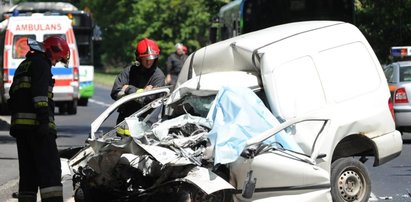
[355, 0, 411, 63]
[80, 0, 226, 68]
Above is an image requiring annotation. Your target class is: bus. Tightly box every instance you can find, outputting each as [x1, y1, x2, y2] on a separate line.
[210, 0, 355, 43]
[69, 11, 95, 106]
[3, 2, 96, 106]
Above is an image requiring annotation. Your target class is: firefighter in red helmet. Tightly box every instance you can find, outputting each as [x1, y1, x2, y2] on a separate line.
[111, 38, 165, 125]
[9, 36, 70, 202]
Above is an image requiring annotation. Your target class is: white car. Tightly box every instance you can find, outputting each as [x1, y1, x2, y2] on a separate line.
[62, 21, 402, 202]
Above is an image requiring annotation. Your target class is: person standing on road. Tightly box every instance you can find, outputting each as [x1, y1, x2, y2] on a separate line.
[165, 43, 187, 86]
[111, 38, 165, 124]
[8, 36, 70, 202]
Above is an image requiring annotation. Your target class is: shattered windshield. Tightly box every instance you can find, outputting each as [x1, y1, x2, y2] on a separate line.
[167, 89, 270, 119]
[168, 94, 216, 118]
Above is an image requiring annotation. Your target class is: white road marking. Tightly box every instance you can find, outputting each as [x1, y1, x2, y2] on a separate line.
[369, 192, 379, 201]
[89, 99, 111, 107]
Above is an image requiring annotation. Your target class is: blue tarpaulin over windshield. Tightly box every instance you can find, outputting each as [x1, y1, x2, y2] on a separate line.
[207, 86, 303, 165]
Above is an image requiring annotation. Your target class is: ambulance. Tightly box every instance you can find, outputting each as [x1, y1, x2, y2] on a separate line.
[0, 13, 80, 114]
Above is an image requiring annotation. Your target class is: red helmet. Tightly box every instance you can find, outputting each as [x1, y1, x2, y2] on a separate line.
[43, 36, 70, 67]
[136, 38, 160, 60]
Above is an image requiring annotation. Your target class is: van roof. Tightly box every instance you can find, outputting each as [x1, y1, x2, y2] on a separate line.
[181, 21, 351, 77]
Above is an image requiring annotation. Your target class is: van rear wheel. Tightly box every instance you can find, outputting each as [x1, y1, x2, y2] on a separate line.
[331, 157, 371, 202]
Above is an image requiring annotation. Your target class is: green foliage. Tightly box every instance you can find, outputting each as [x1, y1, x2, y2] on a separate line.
[80, 0, 225, 68]
[355, 0, 411, 63]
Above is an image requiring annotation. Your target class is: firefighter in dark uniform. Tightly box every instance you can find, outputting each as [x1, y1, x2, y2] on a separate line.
[111, 38, 165, 125]
[9, 36, 70, 202]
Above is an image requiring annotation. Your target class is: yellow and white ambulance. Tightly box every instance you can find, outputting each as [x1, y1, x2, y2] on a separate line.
[0, 13, 80, 114]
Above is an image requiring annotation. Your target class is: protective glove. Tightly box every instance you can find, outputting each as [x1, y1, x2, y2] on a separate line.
[37, 123, 49, 137]
[125, 85, 137, 94]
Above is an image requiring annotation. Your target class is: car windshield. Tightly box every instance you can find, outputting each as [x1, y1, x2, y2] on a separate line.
[168, 94, 216, 118]
[400, 66, 411, 82]
[167, 89, 270, 118]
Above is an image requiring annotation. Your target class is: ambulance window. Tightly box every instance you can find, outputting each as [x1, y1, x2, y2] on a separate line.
[12, 35, 35, 59]
[44, 34, 66, 41]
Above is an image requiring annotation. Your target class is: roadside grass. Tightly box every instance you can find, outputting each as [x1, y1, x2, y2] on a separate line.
[94, 68, 121, 88]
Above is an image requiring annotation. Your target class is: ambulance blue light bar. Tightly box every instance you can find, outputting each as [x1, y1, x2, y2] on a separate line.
[391, 46, 411, 57]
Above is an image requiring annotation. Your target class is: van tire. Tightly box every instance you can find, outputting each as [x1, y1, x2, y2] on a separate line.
[78, 98, 88, 106]
[67, 100, 77, 115]
[331, 157, 371, 202]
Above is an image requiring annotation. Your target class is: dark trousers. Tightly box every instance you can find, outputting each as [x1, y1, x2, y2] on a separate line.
[16, 132, 63, 202]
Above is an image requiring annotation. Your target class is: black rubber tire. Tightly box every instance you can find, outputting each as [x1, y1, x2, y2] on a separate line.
[331, 157, 371, 202]
[59, 103, 67, 114]
[67, 100, 78, 115]
[78, 98, 88, 106]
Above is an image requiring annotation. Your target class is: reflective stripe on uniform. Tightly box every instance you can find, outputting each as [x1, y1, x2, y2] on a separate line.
[11, 113, 37, 125]
[33, 96, 48, 103]
[11, 113, 56, 129]
[11, 76, 32, 93]
[11, 119, 56, 130]
[136, 88, 144, 93]
[33, 96, 49, 108]
[117, 128, 131, 136]
[10, 76, 32, 93]
[13, 76, 31, 83]
[40, 186, 63, 199]
[13, 113, 37, 119]
[34, 101, 48, 108]
[48, 87, 53, 99]
[48, 122, 56, 130]
[11, 82, 31, 93]
[12, 119, 36, 125]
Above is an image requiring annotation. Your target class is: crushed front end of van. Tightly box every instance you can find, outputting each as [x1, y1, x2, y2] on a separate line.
[62, 21, 402, 202]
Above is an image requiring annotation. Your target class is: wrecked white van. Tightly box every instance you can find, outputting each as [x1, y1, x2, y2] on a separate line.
[62, 21, 402, 202]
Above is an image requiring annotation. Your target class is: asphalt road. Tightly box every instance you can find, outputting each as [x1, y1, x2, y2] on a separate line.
[365, 133, 411, 201]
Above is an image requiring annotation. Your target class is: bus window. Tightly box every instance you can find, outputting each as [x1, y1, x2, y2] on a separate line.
[13, 35, 35, 59]
[213, 0, 355, 42]
[243, 0, 354, 34]
[70, 12, 94, 66]
[75, 32, 93, 65]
